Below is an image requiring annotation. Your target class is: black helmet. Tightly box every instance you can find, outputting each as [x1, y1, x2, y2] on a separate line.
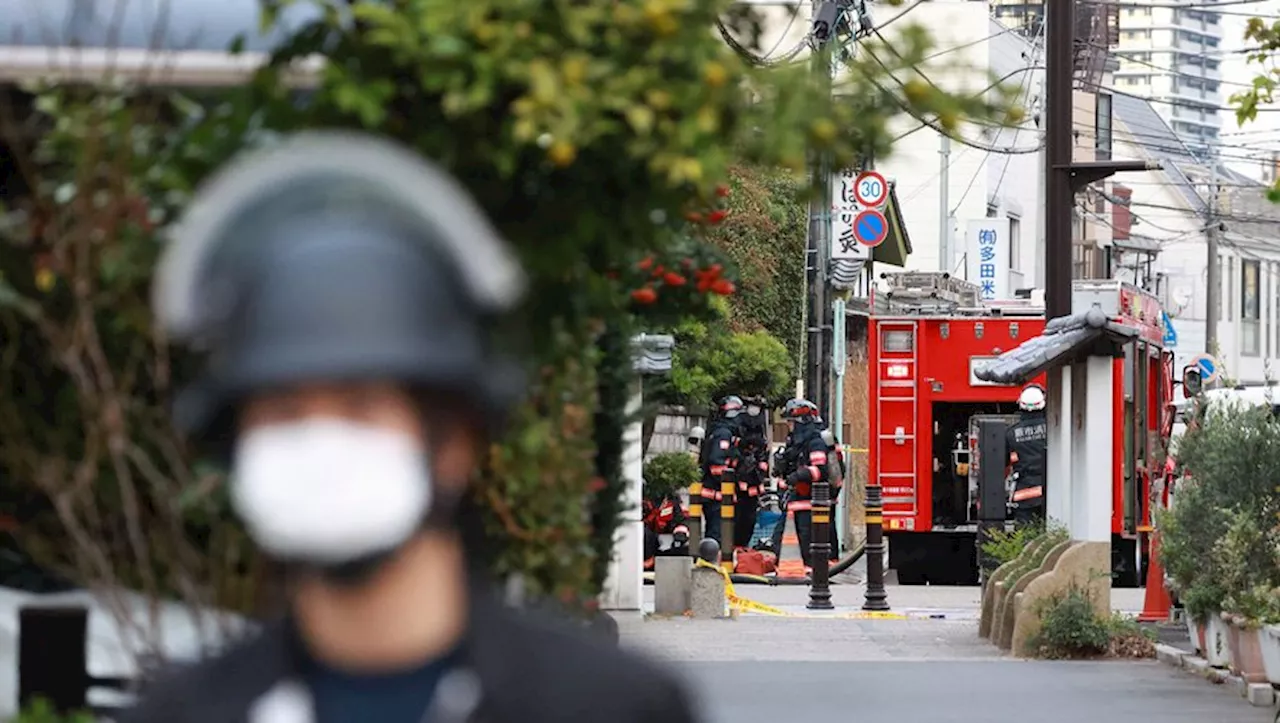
[153, 131, 526, 443]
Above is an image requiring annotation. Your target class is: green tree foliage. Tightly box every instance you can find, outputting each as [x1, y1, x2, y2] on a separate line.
[1160, 398, 1280, 621]
[1232, 19, 1280, 202]
[643, 452, 699, 500]
[0, 0, 1015, 622]
[702, 166, 808, 369]
[655, 302, 794, 410]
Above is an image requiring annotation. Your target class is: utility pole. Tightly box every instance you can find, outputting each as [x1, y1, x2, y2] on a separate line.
[803, 0, 847, 612]
[803, 0, 831, 411]
[1043, 0, 1154, 533]
[1205, 166, 1220, 355]
[939, 135, 951, 272]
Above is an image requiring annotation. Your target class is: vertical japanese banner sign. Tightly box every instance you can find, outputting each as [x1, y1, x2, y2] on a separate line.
[965, 218, 1010, 302]
[831, 169, 871, 260]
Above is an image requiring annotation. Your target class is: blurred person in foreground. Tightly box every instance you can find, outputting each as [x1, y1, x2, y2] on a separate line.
[122, 132, 698, 723]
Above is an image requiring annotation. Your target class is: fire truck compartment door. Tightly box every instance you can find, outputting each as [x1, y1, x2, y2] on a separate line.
[972, 417, 1012, 523]
[877, 321, 918, 513]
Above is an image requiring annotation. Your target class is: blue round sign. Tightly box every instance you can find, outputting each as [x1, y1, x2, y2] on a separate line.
[853, 209, 888, 247]
[1190, 353, 1219, 382]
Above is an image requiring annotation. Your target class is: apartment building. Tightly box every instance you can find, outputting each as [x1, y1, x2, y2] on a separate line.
[1111, 0, 1225, 160]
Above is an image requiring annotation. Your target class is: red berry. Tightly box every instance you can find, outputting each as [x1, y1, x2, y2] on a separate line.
[637, 256, 654, 270]
[684, 211, 704, 223]
[715, 184, 730, 198]
[707, 209, 728, 224]
[710, 279, 735, 295]
[631, 287, 658, 304]
[663, 272, 687, 286]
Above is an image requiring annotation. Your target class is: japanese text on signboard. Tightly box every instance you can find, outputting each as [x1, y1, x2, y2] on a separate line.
[976, 227, 997, 300]
[831, 169, 868, 260]
[964, 218, 1009, 302]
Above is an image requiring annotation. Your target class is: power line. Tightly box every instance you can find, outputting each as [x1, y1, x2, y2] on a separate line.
[1082, 0, 1273, 10]
[857, 41, 1042, 154]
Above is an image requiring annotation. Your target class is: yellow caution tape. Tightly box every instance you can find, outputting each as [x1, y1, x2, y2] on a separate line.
[692, 559, 908, 619]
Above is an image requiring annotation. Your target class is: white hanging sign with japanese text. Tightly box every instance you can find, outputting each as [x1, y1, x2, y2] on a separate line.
[831, 169, 872, 261]
[964, 218, 1010, 302]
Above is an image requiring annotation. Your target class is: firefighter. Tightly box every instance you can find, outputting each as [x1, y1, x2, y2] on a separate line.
[776, 399, 831, 573]
[699, 396, 743, 547]
[125, 132, 696, 722]
[1007, 383, 1049, 528]
[733, 397, 770, 548]
[642, 480, 691, 571]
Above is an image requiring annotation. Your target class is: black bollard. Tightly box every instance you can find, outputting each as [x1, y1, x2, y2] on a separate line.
[698, 537, 721, 565]
[19, 606, 91, 714]
[807, 476, 834, 610]
[863, 483, 890, 611]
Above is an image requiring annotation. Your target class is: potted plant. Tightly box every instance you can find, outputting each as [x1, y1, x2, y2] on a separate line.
[1165, 398, 1280, 669]
[1215, 510, 1280, 682]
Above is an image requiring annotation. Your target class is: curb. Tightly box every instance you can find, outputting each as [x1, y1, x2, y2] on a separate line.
[1154, 643, 1278, 709]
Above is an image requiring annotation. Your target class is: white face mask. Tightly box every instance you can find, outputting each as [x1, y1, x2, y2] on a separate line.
[231, 418, 432, 565]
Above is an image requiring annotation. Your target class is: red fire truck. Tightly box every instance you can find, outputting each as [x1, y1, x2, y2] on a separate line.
[868, 273, 1176, 587]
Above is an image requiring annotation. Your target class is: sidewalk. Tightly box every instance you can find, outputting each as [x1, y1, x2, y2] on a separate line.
[641, 555, 1146, 621]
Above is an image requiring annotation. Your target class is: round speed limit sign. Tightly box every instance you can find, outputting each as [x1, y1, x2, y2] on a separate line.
[853, 171, 889, 208]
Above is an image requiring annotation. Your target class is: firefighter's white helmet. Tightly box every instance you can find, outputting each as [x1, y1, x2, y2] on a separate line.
[1018, 384, 1047, 412]
[687, 425, 705, 445]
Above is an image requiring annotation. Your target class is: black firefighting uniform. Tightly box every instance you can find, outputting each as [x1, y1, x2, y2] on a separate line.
[1006, 409, 1048, 527]
[698, 421, 737, 546]
[777, 423, 830, 568]
[733, 435, 769, 548]
[642, 495, 691, 571]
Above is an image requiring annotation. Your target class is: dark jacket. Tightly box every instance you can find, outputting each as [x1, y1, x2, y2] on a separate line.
[779, 424, 829, 501]
[117, 583, 697, 723]
[698, 421, 736, 501]
[1006, 410, 1048, 507]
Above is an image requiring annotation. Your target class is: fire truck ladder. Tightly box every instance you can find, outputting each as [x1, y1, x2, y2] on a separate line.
[882, 272, 980, 315]
[877, 319, 918, 515]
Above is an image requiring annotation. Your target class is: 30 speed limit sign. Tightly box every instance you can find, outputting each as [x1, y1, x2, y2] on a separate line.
[853, 171, 889, 208]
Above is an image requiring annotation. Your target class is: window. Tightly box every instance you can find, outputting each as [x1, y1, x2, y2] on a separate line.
[1243, 260, 1261, 356]
[1096, 93, 1113, 161]
[1008, 215, 1022, 270]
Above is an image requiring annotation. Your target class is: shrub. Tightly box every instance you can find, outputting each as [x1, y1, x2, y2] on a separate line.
[1161, 398, 1280, 622]
[1032, 587, 1111, 659]
[643, 452, 699, 501]
[1031, 586, 1156, 660]
[14, 699, 93, 723]
[982, 522, 1046, 569]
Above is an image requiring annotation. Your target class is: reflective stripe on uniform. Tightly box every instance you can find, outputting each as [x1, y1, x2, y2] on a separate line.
[788, 500, 812, 512]
[700, 487, 721, 500]
[1012, 485, 1044, 502]
[807, 466, 821, 481]
[710, 465, 728, 475]
[809, 450, 827, 464]
[672, 524, 690, 536]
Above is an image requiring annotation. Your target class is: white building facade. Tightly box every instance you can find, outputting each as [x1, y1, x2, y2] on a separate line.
[1112, 0, 1224, 159]
[1112, 93, 1280, 383]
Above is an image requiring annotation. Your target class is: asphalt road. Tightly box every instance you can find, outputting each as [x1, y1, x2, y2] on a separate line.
[686, 661, 1273, 723]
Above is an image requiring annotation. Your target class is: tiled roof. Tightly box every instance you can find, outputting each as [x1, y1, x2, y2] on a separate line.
[973, 307, 1138, 384]
[632, 334, 674, 375]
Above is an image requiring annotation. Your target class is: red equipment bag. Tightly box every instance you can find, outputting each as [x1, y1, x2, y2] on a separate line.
[733, 548, 777, 576]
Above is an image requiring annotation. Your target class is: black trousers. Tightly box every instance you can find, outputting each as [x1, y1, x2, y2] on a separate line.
[1014, 503, 1045, 529]
[702, 499, 722, 545]
[794, 508, 813, 567]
